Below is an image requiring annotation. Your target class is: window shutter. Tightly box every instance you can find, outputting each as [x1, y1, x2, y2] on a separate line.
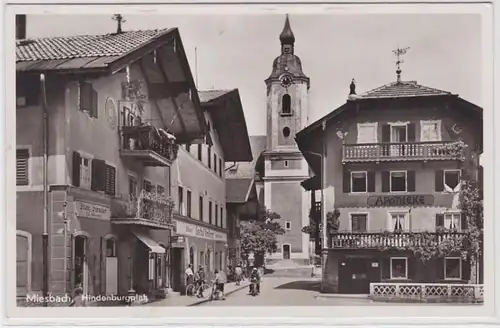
[407, 123, 416, 142]
[342, 167, 351, 193]
[407, 171, 416, 192]
[91, 88, 98, 118]
[435, 214, 444, 228]
[367, 171, 375, 192]
[381, 124, 391, 143]
[381, 171, 390, 192]
[79, 82, 93, 112]
[461, 259, 471, 282]
[72, 151, 81, 187]
[16, 149, 29, 186]
[435, 170, 444, 192]
[104, 165, 116, 196]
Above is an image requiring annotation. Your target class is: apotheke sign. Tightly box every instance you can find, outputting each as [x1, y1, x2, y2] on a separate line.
[174, 220, 227, 242]
[367, 195, 434, 207]
[75, 201, 111, 220]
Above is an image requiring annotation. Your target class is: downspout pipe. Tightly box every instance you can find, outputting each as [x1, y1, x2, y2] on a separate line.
[40, 74, 49, 306]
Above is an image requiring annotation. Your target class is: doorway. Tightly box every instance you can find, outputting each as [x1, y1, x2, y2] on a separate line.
[282, 244, 291, 260]
[171, 248, 184, 293]
[338, 257, 381, 294]
[390, 124, 408, 157]
[74, 235, 88, 294]
[105, 238, 118, 295]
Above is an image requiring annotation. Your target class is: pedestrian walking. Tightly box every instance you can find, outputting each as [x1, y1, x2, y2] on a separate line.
[234, 263, 243, 285]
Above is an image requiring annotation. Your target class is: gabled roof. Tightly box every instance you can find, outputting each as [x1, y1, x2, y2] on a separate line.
[358, 80, 453, 99]
[16, 29, 178, 73]
[16, 29, 173, 61]
[198, 89, 232, 103]
[225, 135, 267, 179]
[226, 178, 255, 203]
[198, 89, 253, 162]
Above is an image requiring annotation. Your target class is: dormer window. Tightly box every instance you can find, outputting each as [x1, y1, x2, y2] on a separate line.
[282, 94, 291, 115]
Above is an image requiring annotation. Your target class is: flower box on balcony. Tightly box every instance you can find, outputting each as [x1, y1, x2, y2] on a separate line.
[120, 125, 179, 167]
[111, 190, 176, 230]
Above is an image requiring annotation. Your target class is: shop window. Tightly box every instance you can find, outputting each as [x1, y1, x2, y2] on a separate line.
[390, 257, 407, 279]
[444, 257, 462, 280]
[390, 171, 407, 192]
[351, 171, 367, 193]
[444, 170, 461, 192]
[189, 247, 194, 267]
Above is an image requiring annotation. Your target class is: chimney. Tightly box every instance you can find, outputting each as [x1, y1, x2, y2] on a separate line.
[16, 15, 26, 40]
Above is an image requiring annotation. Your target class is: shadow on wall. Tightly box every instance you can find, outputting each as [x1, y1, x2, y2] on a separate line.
[274, 280, 321, 292]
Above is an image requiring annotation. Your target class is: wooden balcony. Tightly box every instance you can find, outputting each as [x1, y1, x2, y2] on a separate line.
[342, 141, 465, 163]
[111, 190, 175, 230]
[330, 231, 465, 249]
[120, 125, 179, 167]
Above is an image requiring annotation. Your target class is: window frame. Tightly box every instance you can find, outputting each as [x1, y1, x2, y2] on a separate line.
[420, 120, 442, 142]
[356, 122, 378, 144]
[388, 211, 410, 232]
[208, 200, 213, 225]
[389, 122, 409, 143]
[178, 186, 184, 215]
[127, 172, 139, 201]
[78, 151, 94, 190]
[444, 211, 462, 231]
[285, 221, 292, 231]
[281, 94, 292, 116]
[349, 212, 369, 232]
[390, 257, 408, 280]
[443, 169, 462, 193]
[444, 257, 462, 280]
[199, 195, 204, 221]
[390, 170, 407, 193]
[350, 171, 368, 193]
[16, 230, 32, 295]
[16, 146, 31, 188]
[284, 160, 289, 168]
[186, 189, 192, 218]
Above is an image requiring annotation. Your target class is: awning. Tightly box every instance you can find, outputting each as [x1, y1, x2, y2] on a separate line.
[132, 230, 165, 254]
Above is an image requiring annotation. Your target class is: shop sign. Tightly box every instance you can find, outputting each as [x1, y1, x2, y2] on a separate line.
[174, 220, 227, 242]
[367, 195, 434, 207]
[75, 201, 110, 220]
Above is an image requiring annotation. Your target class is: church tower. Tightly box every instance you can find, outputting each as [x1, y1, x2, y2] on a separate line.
[263, 15, 311, 265]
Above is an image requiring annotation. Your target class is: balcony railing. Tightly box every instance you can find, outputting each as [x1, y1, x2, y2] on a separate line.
[120, 125, 179, 167]
[111, 189, 175, 229]
[342, 141, 465, 162]
[330, 231, 465, 249]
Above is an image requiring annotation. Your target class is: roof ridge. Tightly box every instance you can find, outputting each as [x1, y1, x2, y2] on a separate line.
[17, 28, 171, 42]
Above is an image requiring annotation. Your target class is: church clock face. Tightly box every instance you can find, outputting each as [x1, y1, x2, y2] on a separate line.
[280, 74, 293, 88]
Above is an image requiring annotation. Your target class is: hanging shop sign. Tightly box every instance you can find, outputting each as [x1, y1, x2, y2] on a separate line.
[367, 195, 434, 207]
[75, 201, 110, 220]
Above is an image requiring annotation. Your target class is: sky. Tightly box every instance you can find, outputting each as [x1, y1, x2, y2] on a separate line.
[25, 14, 482, 136]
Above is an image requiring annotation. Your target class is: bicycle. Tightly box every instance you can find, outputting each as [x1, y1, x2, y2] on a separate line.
[195, 281, 211, 298]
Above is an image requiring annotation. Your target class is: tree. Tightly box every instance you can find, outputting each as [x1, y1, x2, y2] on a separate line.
[240, 207, 285, 265]
[301, 209, 340, 237]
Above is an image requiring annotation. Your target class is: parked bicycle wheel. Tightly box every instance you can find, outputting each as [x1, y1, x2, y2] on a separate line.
[196, 283, 211, 298]
[185, 283, 196, 296]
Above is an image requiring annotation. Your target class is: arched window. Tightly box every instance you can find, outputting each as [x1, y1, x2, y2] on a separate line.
[106, 238, 117, 257]
[189, 247, 194, 267]
[282, 94, 291, 114]
[283, 127, 291, 138]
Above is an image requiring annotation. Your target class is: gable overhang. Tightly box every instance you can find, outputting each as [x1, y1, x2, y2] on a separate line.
[202, 89, 253, 162]
[17, 28, 207, 143]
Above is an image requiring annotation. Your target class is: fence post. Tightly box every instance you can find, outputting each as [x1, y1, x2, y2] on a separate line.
[421, 284, 426, 300]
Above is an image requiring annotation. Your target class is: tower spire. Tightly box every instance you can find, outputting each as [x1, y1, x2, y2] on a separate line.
[280, 14, 295, 48]
[392, 46, 410, 82]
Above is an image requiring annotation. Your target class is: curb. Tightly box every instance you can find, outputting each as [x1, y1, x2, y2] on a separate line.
[315, 294, 370, 300]
[187, 283, 250, 307]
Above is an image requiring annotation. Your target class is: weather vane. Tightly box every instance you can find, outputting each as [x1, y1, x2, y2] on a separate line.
[392, 46, 410, 82]
[112, 14, 126, 34]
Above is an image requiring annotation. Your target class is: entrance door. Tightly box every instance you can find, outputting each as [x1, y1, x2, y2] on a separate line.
[283, 244, 291, 260]
[171, 248, 184, 293]
[339, 258, 371, 294]
[74, 235, 89, 294]
[105, 239, 118, 295]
